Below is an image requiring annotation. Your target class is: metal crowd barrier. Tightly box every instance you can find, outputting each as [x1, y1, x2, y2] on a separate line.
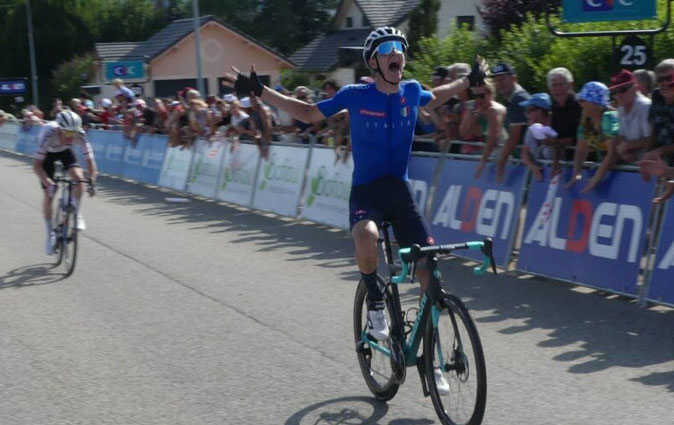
[0, 122, 672, 308]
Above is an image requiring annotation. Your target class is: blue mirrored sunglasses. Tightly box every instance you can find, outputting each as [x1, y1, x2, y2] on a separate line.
[376, 40, 405, 56]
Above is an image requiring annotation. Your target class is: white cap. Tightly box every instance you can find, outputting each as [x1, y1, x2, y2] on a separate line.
[101, 98, 112, 108]
[223, 94, 237, 102]
[239, 97, 252, 108]
[134, 98, 146, 107]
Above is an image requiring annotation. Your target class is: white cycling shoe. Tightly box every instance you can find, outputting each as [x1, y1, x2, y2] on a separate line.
[367, 309, 390, 341]
[45, 232, 55, 256]
[434, 367, 450, 395]
[76, 214, 86, 231]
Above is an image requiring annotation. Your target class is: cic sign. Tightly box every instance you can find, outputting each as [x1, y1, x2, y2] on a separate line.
[104, 61, 147, 83]
[563, 0, 657, 23]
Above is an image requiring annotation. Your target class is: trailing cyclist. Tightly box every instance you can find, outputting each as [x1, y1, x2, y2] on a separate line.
[33, 109, 97, 255]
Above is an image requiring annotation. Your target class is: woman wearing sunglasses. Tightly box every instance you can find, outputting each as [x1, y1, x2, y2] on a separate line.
[459, 78, 507, 177]
[232, 27, 474, 351]
[32, 109, 97, 255]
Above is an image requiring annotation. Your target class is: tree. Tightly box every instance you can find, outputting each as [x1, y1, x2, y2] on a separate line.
[406, 0, 440, 57]
[478, 0, 560, 37]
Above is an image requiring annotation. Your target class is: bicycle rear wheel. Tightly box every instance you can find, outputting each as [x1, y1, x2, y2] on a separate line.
[62, 208, 78, 277]
[353, 277, 399, 401]
[424, 293, 486, 425]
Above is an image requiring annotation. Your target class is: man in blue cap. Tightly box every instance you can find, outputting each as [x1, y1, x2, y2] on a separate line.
[490, 62, 530, 182]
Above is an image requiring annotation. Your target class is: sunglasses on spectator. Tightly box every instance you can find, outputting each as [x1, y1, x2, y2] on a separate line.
[376, 40, 405, 56]
[612, 84, 633, 95]
[525, 106, 543, 114]
[472, 93, 486, 99]
[656, 74, 674, 83]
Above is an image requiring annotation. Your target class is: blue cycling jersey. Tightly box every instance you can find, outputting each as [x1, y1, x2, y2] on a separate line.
[317, 81, 432, 186]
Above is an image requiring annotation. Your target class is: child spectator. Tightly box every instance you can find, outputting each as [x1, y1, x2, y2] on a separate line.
[518, 93, 559, 181]
[566, 81, 619, 189]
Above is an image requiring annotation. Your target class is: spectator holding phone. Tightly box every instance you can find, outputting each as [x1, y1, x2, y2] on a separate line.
[641, 59, 674, 181]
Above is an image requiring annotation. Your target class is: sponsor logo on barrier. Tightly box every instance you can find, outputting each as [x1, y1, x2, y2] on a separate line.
[258, 153, 302, 190]
[124, 146, 143, 165]
[657, 241, 674, 269]
[106, 144, 123, 161]
[221, 161, 253, 190]
[142, 150, 164, 169]
[432, 185, 515, 239]
[409, 179, 428, 215]
[524, 199, 642, 262]
[306, 165, 350, 206]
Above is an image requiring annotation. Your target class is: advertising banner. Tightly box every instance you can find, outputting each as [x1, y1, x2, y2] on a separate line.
[14, 125, 40, 155]
[187, 138, 227, 198]
[408, 155, 440, 217]
[252, 145, 309, 217]
[159, 144, 194, 191]
[300, 147, 353, 229]
[86, 130, 126, 176]
[120, 134, 166, 185]
[0, 122, 19, 151]
[517, 169, 654, 296]
[429, 160, 527, 267]
[563, 0, 656, 23]
[647, 203, 674, 306]
[215, 142, 260, 207]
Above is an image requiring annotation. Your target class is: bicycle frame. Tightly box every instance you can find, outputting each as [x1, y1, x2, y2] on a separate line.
[358, 223, 445, 367]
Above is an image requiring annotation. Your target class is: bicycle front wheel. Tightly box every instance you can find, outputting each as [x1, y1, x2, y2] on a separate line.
[52, 205, 64, 267]
[353, 277, 399, 401]
[62, 208, 78, 277]
[424, 293, 486, 425]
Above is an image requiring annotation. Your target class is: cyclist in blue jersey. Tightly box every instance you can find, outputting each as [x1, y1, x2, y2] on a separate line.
[234, 28, 479, 344]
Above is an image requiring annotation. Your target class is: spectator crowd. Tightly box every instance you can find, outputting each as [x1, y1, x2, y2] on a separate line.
[2, 58, 674, 203]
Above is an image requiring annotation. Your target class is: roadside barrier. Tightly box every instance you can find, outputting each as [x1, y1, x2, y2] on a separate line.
[0, 123, 671, 307]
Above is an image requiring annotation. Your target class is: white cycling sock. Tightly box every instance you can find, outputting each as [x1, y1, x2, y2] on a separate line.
[45, 219, 52, 234]
[72, 197, 81, 215]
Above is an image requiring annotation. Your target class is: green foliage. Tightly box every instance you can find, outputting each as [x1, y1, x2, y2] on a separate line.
[50, 52, 96, 102]
[406, 0, 440, 57]
[405, 25, 489, 86]
[280, 69, 313, 91]
[407, 0, 674, 95]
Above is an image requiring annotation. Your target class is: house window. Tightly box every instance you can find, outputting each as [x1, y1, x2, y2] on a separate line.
[457, 15, 475, 31]
[346, 17, 353, 28]
[361, 16, 368, 27]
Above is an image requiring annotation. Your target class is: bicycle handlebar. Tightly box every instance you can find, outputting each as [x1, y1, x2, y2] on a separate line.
[391, 238, 497, 284]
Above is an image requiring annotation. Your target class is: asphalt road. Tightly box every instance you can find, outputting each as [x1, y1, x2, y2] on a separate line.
[0, 150, 672, 425]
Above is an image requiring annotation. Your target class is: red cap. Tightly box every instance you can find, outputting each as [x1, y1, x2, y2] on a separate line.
[609, 69, 637, 90]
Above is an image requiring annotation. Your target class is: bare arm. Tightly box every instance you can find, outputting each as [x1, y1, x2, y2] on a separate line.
[260, 87, 326, 124]
[425, 77, 469, 110]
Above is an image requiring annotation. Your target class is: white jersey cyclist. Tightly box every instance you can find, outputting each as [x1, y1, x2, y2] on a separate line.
[32, 109, 97, 255]
[34, 120, 94, 161]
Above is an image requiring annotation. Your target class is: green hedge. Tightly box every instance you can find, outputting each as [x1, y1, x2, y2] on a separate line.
[406, 0, 674, 94]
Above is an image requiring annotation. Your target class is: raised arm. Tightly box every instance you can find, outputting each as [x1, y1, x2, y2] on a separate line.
[425, 77, 469, 110]
[230, 66, 326, 124]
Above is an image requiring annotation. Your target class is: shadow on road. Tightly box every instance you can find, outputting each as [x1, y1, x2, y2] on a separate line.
[0, 263, 66, 289]
[285, 395, 434, 425]
[4, 152, 671, 393]
[96, 175, 362, 282]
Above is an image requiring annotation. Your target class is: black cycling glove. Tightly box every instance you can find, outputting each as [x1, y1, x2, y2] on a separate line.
[235, 70, 265, 97]
[468, 55, 487, 87]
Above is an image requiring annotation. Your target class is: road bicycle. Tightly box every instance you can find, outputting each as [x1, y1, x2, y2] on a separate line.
[51, 167, 91, 277]
[353, 221, 497, 425]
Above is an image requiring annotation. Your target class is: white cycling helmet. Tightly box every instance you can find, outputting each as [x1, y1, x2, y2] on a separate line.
[56, 109, 82, 132]
[362, 26, 408, 68]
